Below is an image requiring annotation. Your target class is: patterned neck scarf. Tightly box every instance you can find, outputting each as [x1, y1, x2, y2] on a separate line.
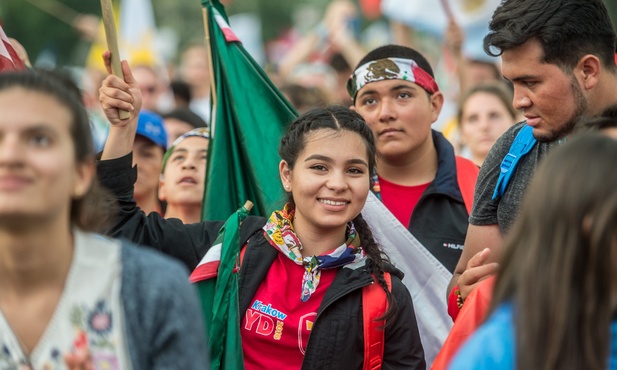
[263, 204, 365, 302]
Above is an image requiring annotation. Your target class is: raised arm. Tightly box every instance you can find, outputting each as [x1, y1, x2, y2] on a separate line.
[96, 51, 223, 270]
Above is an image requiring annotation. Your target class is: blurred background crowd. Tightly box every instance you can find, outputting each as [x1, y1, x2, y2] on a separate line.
[2, 0, 617, 162]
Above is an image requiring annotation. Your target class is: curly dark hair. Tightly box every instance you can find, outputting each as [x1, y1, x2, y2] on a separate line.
[484, 0, 617, 71]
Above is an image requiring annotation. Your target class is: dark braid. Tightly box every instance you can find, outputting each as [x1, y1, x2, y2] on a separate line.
[353, 213, 398, 325]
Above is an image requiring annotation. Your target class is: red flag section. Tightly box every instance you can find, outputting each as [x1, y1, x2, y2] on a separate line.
[359, 0, 381, 20]
[0, 22, 26, 72]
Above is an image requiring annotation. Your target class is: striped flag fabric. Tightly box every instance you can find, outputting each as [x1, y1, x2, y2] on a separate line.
[0, 22, 26, 72]
[189, 202, 251, 370]
[361, 193, 453, 365]
[200, 0, 296, 221]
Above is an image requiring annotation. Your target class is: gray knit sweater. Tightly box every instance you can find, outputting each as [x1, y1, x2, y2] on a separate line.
[119, 238, 210, 369]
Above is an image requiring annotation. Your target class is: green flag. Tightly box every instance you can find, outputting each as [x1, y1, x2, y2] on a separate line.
[192, 1, 298, 369]
[189, 202, 251, 370]
[201, 0, 297, 221]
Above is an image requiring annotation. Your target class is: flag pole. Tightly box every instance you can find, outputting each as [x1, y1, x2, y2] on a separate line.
[22, 0, 79, 27]
[100, 0, 131, 120]
[439, 0, 455, 21]
[202, 4, 218, 137]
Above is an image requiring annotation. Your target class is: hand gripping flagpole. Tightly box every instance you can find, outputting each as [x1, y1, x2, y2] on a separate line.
[99, 0, 131, 120]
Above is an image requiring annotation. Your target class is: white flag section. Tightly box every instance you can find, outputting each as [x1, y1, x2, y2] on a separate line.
[119, 0, 160, 66]
[0, 25, 13, 61]
[381, 0, 501, 61]
[362, 192, 453, 366]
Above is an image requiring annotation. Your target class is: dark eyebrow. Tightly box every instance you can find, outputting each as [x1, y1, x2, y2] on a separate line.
[357, 88, 377, 100]
[171, 148, 208, 155]
[391, 84, 418, 92]
[20, 125, 60, 139]
[357, 83, 419, 100]
[305, 154, 369, 167]
[26, 124, 58, 133]
[504, 74, 537, 83]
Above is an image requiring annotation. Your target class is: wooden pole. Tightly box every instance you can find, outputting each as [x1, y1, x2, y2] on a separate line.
[100, 0, 131, 120]
[202, 5, 218, 136]
[22, 0, 78, 27]
[439, 0, 455, 21]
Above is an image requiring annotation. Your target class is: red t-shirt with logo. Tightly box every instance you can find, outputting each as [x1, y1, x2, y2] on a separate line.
[242, 252, 336, 369]
[379, 176, 431, 227]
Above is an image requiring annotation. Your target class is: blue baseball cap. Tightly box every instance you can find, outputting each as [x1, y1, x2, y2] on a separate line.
[136, 110, 167, 150]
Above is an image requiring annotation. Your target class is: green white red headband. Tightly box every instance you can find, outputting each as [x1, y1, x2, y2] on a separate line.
[347, 57, 439, 100]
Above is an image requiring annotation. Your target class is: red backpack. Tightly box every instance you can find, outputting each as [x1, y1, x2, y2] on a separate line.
[362, 272, 392, 370]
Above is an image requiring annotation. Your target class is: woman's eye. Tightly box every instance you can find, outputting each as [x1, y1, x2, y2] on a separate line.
[309, 164, 327, 171]
[29, 134, 51, 147]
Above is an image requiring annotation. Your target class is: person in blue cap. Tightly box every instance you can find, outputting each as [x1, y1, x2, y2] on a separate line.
[133, 110, 167, 215]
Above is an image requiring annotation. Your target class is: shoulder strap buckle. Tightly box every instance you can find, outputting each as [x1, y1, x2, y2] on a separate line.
[492, 125, 537, 200]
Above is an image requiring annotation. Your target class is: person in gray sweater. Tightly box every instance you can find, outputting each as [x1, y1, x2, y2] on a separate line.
[0, 72, 208, 370]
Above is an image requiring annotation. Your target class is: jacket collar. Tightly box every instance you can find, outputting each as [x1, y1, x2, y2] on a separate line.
[430, 129, 464, 202]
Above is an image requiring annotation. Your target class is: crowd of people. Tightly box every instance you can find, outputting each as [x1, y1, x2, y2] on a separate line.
[1, 0, 617, 369]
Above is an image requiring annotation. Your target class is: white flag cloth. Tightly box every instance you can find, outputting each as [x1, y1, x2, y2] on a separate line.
[381, 0, 501, 61]
[362, 192, 453, 366]
[0, 23, 26, 71]
[119, 0, 162, 66]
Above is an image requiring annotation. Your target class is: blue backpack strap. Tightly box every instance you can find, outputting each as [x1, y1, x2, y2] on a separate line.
[609, 320, 617, 370]
[492, 125, 537, 200]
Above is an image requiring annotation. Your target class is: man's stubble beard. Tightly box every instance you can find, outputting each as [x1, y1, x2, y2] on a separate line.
[534, 77, 587, 143]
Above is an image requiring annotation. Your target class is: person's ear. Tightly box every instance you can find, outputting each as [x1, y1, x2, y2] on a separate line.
[577, 54, 601, 91]
[430, 91, 445, 123]
[73, 160, 95, 199]
[279, 160, 292, 192]
[158, 175, 167, 201]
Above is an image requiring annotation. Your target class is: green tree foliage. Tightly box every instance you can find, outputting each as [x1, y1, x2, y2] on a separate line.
[0, 0, 103, 66]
